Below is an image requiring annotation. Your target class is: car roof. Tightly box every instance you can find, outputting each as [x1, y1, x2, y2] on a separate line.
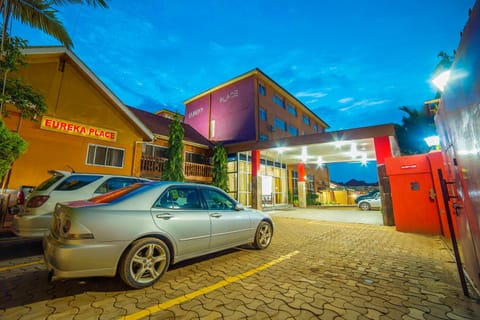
[48, 170, 150, 180]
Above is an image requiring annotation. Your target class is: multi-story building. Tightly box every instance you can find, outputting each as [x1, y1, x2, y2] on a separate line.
[2, 48, 397, 214]
[183, 68, 331, 208]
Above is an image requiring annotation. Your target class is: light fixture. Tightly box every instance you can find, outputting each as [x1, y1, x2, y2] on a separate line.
[432, 70, 451, 92]
[360, 153, 368, 166]
[424, 135, 440, 148]
[301, 146, 308, 162]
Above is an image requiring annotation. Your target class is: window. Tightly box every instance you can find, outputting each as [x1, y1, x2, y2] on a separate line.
[87, 144, 125, 168]
[287, 104, 297, 116]
[186, 152, 210, 164]
[154, 187, 203, 210]
[302, 115, 310, 126]
[307, 174, 315, 192]
[313, 123, 318, 132]
[55, 175, 102, 191]
[144, 144, 167, 158]
[259, 108, 267, 121]
[273, 95, 285, 108]
[274, 117, 287, 131]
[200, 188, 236, 210]
[95, 177, 144, 194]
[288, 125, 299, 136]
[292, 171, 298, 196]
[260, 134, 268, 141]
[258, 83, 266, 96]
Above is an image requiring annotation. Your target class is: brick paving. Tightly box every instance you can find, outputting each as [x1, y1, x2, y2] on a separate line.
[1, 215, 479, 319]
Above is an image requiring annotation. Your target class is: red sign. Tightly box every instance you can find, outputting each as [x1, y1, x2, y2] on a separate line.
[41, 116, 117, 142]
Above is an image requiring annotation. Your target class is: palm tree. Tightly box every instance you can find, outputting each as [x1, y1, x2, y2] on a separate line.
[394, 106, 436, 155]
[1, 0, 108, 51]
[0, 0, 108, 115]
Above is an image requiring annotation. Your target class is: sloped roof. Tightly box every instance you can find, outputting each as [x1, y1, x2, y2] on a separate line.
[128, 107, 214, 148]
[22, 46, 154, 141]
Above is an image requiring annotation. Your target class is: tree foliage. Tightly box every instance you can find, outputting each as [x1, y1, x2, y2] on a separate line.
[212, 144, 228, 191]
[162, 114, 185, 181]
[1, 0, 108, 50]
[394, 106, 436, 155]
[0, 118, 27, 177]
[0, 34, 47, 119]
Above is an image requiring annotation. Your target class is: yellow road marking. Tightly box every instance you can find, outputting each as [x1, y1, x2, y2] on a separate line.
[120, 250, 300, 320]
[0, 260, 43, 272]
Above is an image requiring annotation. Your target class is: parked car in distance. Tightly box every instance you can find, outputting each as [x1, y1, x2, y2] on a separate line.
[0, 185, 35, 210]
[12, 170, 149, 238]
[355, 189, 380, 204]
[44, 181, 274, 288]
[358, 193, 382, 211]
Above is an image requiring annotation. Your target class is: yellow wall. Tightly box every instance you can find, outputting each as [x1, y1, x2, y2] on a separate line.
[4, 53, 147, 189]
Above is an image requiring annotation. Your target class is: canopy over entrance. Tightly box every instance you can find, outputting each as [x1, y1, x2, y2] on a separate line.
[225, 123, 400, 210]
[227, 124, 400, 165]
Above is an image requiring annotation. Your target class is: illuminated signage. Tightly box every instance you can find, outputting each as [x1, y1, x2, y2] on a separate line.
[219, 89, 239, 103]
[40, 116, 117, 142]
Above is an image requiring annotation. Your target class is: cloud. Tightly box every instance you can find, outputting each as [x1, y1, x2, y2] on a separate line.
[339, 99, 391, 111]
[338, 97, 353, 103]
[296, 91, 328, 99]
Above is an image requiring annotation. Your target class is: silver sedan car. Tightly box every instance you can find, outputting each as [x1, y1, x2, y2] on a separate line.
[43, 181, 274, 288]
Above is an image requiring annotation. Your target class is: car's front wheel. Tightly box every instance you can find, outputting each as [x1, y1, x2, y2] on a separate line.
[359, 202, 371, 211]
[253, 221, 273, 249]
[119, 237, 170, 288]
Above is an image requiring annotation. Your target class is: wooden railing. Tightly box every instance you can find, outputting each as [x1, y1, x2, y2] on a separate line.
[183, 162, 213, 182]
[140, 155, 212, 182]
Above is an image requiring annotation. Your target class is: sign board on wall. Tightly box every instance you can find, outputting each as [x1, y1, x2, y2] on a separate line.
[40, 116, 117, 142]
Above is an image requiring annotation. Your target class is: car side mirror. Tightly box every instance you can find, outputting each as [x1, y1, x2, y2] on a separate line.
[235, 203, 245, 211]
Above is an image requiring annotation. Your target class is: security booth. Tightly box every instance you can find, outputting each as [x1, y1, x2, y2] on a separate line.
[384, 151, 458, 236]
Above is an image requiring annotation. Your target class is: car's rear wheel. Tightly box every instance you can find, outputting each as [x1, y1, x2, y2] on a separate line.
[359, 202, 371, 211]
[253, 221, 273, 249]
[119, 237, 170, 288]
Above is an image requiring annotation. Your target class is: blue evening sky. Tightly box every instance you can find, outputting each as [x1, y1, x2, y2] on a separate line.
[11, 0, 473, 183]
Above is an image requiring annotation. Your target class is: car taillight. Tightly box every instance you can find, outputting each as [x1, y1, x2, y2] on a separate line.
[26, 195, 50, 208]
[16, 190, 25, 205]
[59, 218, 94, 240]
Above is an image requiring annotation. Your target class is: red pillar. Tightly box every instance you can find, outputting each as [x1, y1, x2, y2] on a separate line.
[298, 162, 305, 182]
[251, 150, 260, 177]
[251, 150, 261, 209]
[374, 136, 392, 164]
[297, 162, 307, 208]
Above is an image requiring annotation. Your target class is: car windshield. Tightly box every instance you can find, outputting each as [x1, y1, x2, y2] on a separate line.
[35, 173, 65, 191]
[89, 183, 148, 203]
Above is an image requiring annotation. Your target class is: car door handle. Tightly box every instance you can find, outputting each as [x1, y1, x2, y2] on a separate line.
[156, 213, 174, 219]
[210, 213, 222, 218]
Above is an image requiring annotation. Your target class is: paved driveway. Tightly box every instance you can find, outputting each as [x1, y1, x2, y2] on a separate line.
[269, 206, 383, 225]
[1, 216, 479, 319]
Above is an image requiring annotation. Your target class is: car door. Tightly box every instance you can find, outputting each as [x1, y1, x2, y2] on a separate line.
[200, 187, 252, 249]
[151, 186, 211, 258]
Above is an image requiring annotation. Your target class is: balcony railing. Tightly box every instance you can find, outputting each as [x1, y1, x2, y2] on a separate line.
[140, 155, 212, 182]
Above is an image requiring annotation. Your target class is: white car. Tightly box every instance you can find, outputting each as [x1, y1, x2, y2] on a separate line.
[12, 170, 149, 238]
[357, 193, 382, 211]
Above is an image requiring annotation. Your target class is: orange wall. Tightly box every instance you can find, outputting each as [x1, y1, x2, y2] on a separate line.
[4, 54, 146, 189]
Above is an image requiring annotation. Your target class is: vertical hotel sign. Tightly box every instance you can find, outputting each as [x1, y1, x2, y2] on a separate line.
[40, 116, 117, 142]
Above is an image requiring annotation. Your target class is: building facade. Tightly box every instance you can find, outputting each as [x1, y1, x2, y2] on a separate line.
[183, 69, 331, 208]
[2, 48, 397, 213]
[2, 47, 212, 190]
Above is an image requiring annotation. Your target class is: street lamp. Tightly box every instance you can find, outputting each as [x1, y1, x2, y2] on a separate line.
[432, 70, 451, 92]
[424, 135, 440, 150]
